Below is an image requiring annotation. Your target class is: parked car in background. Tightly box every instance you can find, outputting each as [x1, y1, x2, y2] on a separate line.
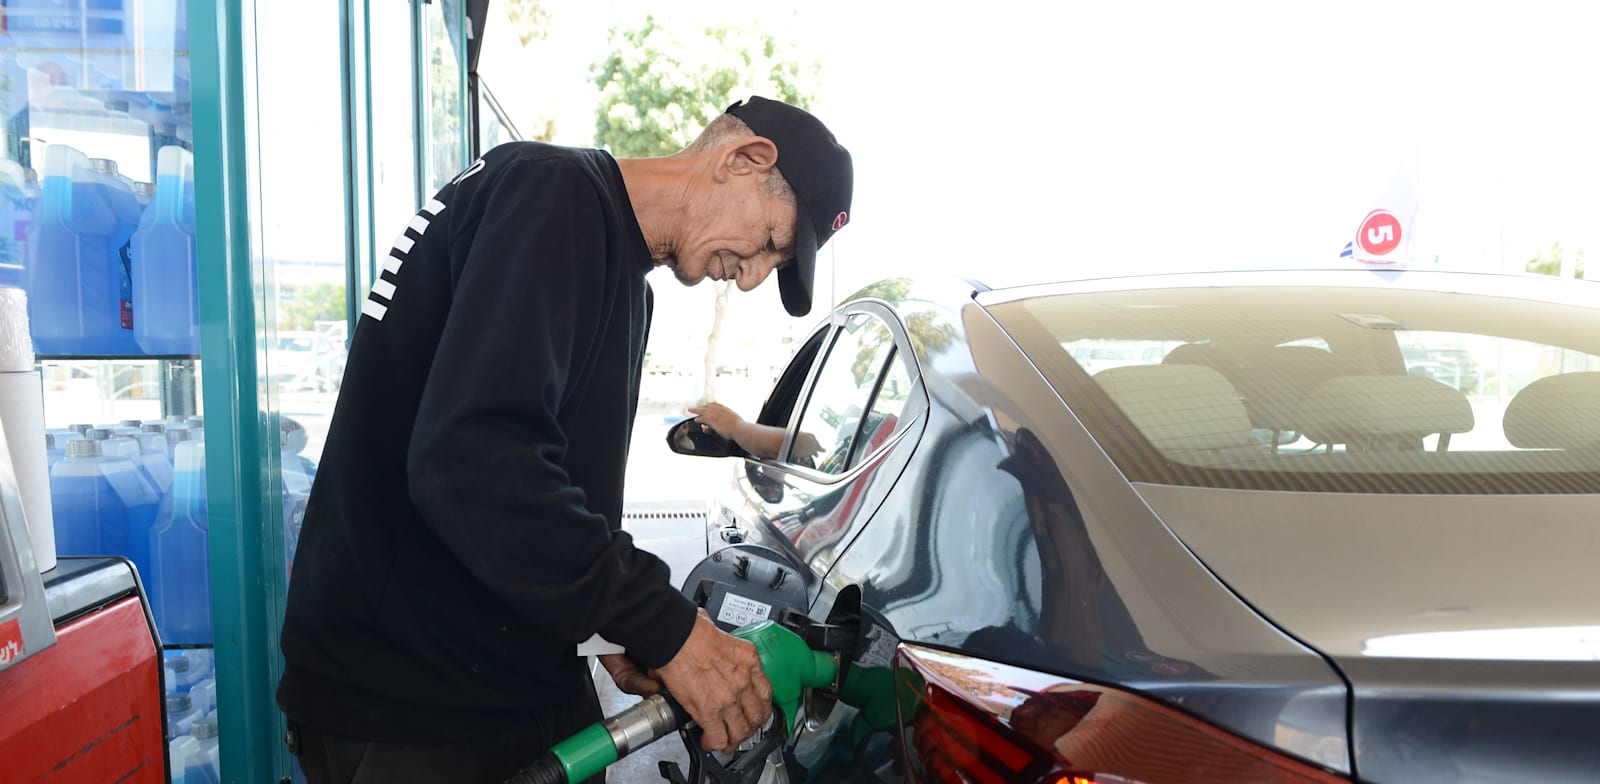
[272, 330, 345, 393]
[1068, 341, 1143, 375]
[669, 270, 1600, 783]
[1403, 343, 1482, 393]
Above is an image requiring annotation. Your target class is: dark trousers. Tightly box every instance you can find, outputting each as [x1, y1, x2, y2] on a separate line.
[289, 679, 606, 784]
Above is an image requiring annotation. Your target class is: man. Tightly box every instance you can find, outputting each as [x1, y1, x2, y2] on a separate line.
[277, 96, 853, 783]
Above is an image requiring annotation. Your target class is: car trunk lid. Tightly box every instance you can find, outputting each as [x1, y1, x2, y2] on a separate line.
[1134, 486, 1600, 782]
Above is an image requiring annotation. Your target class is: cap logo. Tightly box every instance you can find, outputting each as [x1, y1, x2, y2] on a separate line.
[832, 212, 848, 231]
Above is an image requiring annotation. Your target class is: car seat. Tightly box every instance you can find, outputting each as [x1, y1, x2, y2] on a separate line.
[1297, 374, 1474, 452]
[1093, 364, 1264, 463]
[1232, 345, 1351, 450]
[1502, 372, 1600, 450]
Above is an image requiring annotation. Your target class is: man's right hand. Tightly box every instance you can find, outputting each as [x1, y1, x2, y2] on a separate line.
[688, 402, 743, 439]
[655, 610, 773, 754]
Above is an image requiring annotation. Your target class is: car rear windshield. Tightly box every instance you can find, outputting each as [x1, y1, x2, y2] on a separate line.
[987, 283, 1600, 494]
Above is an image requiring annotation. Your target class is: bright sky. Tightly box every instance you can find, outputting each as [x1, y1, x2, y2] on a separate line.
[483, 0, 1600, 304]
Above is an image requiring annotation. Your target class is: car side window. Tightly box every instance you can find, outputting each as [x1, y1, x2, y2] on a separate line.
[789, 314, 897, 474]
[846, 350, 916, 470]
[756, 328, 830, 429]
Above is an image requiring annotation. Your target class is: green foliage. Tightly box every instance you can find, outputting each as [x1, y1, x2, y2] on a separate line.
[280, 282, 346, 331]
[590, 15, 819, 157]
[842, 279, 958, 380]
[1525, 242, 1586, 280]
[847, 279, 913, 303]
[504, 0, 552, 46]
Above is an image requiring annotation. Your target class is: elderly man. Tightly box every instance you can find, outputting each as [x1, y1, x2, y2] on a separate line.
[278, 96, 853, 783]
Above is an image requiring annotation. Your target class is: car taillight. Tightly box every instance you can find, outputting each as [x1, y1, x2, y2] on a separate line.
[895, 644, 1348, 784]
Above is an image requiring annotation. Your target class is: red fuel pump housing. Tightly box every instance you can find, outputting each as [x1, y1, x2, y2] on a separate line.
[0, 558, 166, 782]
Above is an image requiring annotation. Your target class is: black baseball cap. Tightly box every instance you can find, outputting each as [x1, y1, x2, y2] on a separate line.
[725, 96, 853, 317]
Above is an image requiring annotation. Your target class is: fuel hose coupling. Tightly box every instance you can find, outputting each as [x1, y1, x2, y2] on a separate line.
[602, 693, 680, 756]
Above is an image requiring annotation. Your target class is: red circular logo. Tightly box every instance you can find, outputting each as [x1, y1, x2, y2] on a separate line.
[1357, 210, 1402, 257]
[832, 212, 848, 231]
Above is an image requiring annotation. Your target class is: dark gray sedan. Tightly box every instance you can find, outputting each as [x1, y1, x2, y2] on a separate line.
[670, 269, 1600, 784]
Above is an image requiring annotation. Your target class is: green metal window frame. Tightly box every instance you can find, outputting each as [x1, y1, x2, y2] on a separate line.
[190, 0, 287, 779]
[345, 0, 377, 335]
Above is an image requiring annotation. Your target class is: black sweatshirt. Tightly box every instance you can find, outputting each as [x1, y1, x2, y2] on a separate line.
[277, 143, 698, 743]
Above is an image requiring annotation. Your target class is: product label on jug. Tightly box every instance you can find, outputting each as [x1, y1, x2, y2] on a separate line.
[119, 241, 134, 329]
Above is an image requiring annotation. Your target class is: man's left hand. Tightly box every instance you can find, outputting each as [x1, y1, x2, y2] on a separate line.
[599, 653, 663, 696]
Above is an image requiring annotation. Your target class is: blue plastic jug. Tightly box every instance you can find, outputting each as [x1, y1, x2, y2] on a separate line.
[149, 439, 210, 644]
[169, 735, 200, 784]
[165, 648, 207, 693]
[50, 435, 160, 565]
[184, 717, 221, 784]
[138, 422, 175, 495]
[83, 427, 162, 581]
[130, 146, 199, 355]
[164, 424, 192, 462]
[28, 146, 145, 356]
[50, 438, 109, 555]
[183, 749, 221, 784]
[165, 692, 201, 739]
[44, 430, 71, 474]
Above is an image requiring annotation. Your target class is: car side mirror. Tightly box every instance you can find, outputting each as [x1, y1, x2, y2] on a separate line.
[666, 416, 750, 458]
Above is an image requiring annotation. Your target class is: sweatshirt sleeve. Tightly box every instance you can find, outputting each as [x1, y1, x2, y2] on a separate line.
[406, 158, 696, 670]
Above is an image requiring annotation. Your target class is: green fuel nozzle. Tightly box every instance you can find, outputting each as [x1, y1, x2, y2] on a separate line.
[733, 619, 839, 733]
[505, 621, 839, 784]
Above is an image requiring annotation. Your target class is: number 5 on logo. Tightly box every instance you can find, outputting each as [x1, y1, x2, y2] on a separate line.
[1357, 209, 1402, 257]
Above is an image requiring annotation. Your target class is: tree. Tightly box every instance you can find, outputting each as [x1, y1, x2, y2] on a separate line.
[591, 15, 819, 400]
[280, 282, 346, 331]
[503, 0, 552, 47]
[1525, 242, 1586, 280]
[844, 279, 958, 380]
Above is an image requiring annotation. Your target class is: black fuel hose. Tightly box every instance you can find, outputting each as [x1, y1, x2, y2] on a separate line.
[503, 752, 567, 784]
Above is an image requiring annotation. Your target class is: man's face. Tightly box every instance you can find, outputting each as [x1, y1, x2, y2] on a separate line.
[670, 172, 799, 292]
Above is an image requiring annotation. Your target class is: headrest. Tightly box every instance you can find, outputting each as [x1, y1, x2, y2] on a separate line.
[1299, 375, 1474, 444]
[1094, 364, 1254, 452]
[1234, 345, 1348, 432]
[1502, 372, 1600, 449]
[1162, 342, 1237, 372]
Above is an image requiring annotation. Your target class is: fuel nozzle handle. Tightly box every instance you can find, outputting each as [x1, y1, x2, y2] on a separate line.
[733, 619, 838, 733]
[504, 621, 834, 784]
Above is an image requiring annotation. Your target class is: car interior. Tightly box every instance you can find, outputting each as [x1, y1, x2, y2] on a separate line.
[994, 283, 1600, 493]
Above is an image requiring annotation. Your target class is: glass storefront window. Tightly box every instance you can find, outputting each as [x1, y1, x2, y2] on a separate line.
[423, 0, 467, 193]
[370, 0, 419, 255]
[252, 0, 348, 574]
[477, 80, 518, 153]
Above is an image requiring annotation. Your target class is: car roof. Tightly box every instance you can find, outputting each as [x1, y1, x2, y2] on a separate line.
[973, 267, 1599, 308]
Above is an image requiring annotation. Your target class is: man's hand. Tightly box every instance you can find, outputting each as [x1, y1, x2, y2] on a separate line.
[688, 402, 743, 439]
[793, 431, 824, 463]
[656, 610, 773, 754]
[599, 653, 662, 697]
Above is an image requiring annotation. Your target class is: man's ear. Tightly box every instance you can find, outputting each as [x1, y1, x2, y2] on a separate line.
[716, 136, 779, 181]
